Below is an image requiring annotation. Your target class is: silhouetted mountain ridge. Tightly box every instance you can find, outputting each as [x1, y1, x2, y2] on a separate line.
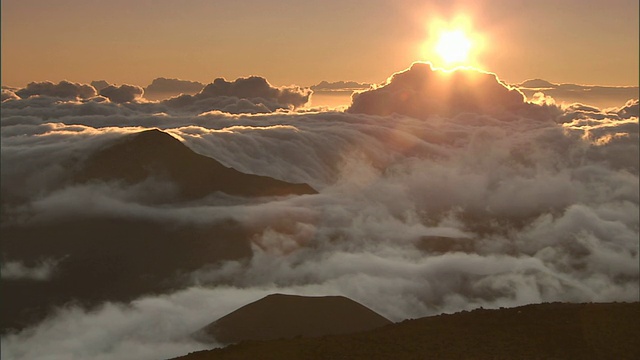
[174, 302, 640, 360]
[75, 129, 317, 200]
[196, 293, 392, 344]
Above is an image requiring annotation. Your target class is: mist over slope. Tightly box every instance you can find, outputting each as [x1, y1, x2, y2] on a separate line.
[1, 63, 638, 360]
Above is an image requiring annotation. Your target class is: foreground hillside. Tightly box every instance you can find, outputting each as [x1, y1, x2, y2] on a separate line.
[174, 302, 639, 360]
[197, 294, 391, 343]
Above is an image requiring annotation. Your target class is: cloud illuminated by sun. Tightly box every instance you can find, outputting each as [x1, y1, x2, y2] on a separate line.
[421, 15, 486, 70]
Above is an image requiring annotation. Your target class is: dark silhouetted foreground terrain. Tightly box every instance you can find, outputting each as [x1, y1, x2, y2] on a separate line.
[76, 129, 317, 200]
[174, 302, 639, 360]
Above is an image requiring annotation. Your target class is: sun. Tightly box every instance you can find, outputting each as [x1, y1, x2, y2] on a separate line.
[435, 29, 472, 65]
[420, 15, 486, 70]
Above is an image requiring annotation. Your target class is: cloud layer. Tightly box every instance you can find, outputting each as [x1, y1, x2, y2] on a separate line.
[311, 80, 371, 91]
[4, 76, 312, 115]
[348, 62, 526, 118]
[518, 79, 639, 109]
[15, 81, 97, 100]
[143, 78, 205, 101]
[99, 84, 145, 103]
[1, 64, 638, 360]
[179, 76, 311, 112]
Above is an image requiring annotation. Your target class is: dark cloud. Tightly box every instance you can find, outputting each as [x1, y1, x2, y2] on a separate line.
[15, 80, 97, 99]
[144, 77, 205, 100]
[99, 84, 145, 103]
[348, 62, 526, 118]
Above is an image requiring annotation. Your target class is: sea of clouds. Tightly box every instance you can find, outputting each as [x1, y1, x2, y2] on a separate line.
[1, 63, 638, 360]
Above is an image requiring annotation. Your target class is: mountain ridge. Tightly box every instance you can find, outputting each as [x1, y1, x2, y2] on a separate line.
[196, 293, 392, 344]
[75, 129, 317, 200]
[173, 301, 640, 360]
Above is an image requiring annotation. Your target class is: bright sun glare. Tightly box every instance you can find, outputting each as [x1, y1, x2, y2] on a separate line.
[435, 30, 472, 65]
[422, 15, 485, 69]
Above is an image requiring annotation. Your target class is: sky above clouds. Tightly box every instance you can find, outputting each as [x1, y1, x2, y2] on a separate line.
[2, 0, 639, 87]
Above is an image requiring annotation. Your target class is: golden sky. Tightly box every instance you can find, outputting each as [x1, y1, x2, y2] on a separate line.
[2, 0, 638, 87]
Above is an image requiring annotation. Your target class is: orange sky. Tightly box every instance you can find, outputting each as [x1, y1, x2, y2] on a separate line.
[2, 0, 638, 88]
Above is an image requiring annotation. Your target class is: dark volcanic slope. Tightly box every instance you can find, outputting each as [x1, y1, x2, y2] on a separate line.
[1, 218, 252, 332]
[197, 294, 392, 344]
[175, 302, 640, 360]
[75, 129, 317, 199]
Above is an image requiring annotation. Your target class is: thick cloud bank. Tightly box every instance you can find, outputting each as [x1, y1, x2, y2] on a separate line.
[161, 76, 311, 114]
[518, 79, 639, 109]
[144, 77, 205, 100]
[15, 81, 97, 100]
[348, 62, 526, 118]
[1, 64, 638, 360]
[99, 84, 144, 103]
[1, 76, 312, 115]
